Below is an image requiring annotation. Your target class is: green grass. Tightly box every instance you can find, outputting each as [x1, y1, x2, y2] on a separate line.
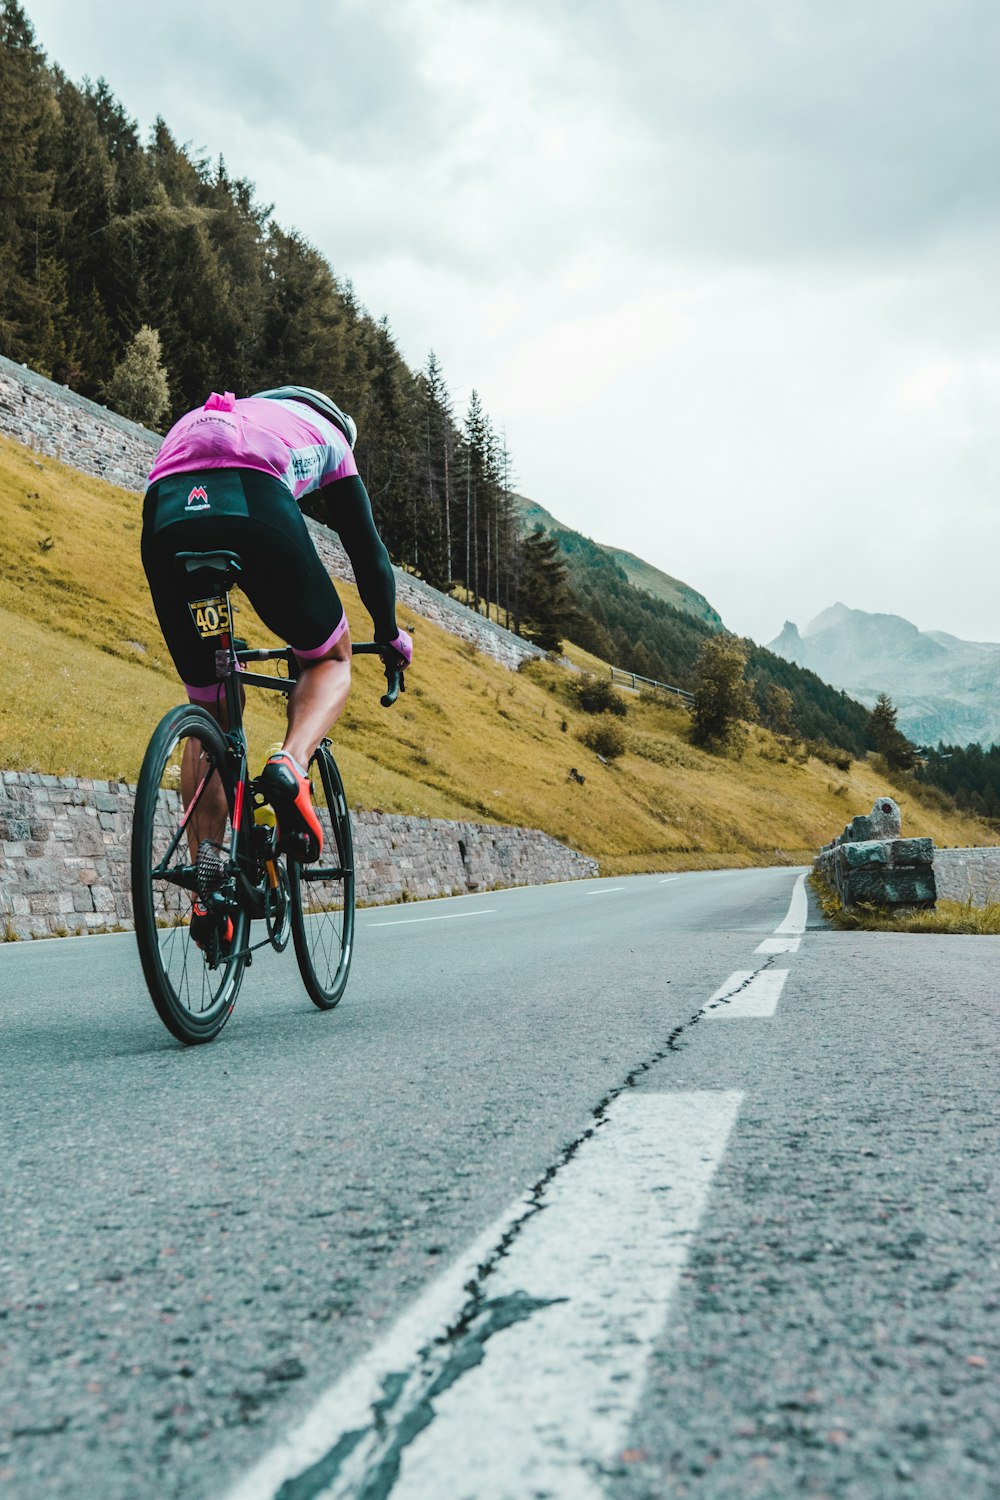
[808, 872, 1000, 934]
[2, 431, 997, 872]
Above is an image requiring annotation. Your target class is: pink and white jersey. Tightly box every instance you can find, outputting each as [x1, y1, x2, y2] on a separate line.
[146, 391, 357, 500]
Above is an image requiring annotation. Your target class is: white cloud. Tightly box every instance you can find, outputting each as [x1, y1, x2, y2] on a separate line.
[22, 0, 1000, 645]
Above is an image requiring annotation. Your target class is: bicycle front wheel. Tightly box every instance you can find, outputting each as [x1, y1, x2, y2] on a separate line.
[131, 704, 249, 1044]
[289, 744, 356, 1009]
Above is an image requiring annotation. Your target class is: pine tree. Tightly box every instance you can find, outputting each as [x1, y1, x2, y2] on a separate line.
[422, 351, 454, 588]
[0, 1, 57, 361]
[866, 692, 915, 772]
[519, 527, 573, 653]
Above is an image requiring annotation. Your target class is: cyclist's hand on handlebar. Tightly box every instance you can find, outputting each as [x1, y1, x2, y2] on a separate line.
[384, 628, 412, 669]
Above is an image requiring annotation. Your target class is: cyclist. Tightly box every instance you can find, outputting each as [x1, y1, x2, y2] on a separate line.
[141, 387, 412, 941]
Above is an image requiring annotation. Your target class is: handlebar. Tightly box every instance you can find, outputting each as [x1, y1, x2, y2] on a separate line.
[232, 641, 405, 707]
[351, 642, 406, 708]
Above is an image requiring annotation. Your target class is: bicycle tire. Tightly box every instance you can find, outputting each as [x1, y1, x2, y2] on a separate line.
[131, 704, 249, 1044]
[288, 744, 356, 1009]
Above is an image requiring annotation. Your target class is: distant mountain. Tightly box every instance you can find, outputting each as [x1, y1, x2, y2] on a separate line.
[768, 603, 1000, 748]
[515, 495, 725, 630]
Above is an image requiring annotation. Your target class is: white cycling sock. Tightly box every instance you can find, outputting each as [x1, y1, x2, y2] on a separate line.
[273, 750, 308, 777]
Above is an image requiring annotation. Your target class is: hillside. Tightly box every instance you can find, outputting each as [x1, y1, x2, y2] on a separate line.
[514, 494, 724, 628]
[769, 604, 1000, 748]
[2, 434, 993, 874]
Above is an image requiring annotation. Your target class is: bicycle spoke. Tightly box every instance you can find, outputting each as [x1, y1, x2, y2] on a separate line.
[289, 746, 355, 1009]
[132, 706, 248, 1044]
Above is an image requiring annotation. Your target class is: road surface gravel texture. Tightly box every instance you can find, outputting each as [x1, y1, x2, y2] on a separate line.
[1, 867, 996, 1499]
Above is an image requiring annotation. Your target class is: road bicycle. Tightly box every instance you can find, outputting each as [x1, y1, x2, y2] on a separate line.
[130, 548, 402, 1045]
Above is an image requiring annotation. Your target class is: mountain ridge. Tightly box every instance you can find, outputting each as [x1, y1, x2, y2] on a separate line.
[514, 494, 725, 630]
[768, 603, 1000, 748]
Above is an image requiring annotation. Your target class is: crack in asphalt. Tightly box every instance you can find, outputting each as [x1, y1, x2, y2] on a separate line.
[274, 957, 776, 1500]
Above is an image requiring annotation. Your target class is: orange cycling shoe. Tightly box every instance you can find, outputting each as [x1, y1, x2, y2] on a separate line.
[256, 752, 323, 863]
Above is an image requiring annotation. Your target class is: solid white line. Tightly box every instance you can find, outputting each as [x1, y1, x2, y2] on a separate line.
[774, 871, 808, 935]
[392, 1092, 742, 1499]
[584, 887, 625, 896]
[755, 936, 801, 954]
[365, 910, 497, 927]
[703, 969, 789, 1019]
[225, 1091, 742, 1500]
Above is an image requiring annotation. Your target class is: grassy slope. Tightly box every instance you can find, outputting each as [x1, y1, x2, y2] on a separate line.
[1, 434, 993, 872]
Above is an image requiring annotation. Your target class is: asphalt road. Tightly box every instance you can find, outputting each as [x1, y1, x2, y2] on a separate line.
[1, 868, 996, 1499]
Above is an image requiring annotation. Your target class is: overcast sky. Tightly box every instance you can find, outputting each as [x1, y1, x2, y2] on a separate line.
[24, 0, 1000, 645]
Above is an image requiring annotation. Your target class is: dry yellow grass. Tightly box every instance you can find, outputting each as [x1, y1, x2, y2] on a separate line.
[1, 433, 995, 869]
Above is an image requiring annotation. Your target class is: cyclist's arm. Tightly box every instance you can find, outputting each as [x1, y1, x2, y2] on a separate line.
[317, 475, 397, 640]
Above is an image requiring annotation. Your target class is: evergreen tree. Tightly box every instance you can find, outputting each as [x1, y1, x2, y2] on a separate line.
[0, 1, 57, 362]
[423, 350, 454, 589]
[519, 527, 573, 653]
[866, 692, 916, 772]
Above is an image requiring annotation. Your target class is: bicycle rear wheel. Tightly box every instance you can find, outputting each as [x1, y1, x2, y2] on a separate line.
[288, 744, 355, 1009]
[131, 704, 249, 1044]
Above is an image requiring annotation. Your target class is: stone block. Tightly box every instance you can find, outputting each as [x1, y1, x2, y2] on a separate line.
[21, 858, 62, 894]
[841, 840, 888, 869]
[892, 837, 933, 867]
[842, 868, 936, 908]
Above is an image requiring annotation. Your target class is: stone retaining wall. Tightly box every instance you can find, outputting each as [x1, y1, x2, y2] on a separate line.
[933, 847, 1000, 907]
[0, 354, 542, 670]
[0, 771, 597, 940]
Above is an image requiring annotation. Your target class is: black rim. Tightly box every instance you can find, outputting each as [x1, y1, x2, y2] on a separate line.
[289, 746, 355, 1009]
[132, 707, 247, 1043]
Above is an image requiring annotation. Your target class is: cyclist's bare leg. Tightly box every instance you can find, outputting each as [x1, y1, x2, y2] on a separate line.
[181, 698, 236, 864]
[282, 627, 352, 768]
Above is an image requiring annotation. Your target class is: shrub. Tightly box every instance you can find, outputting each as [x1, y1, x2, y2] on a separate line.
[691, 636, 755, 753]
[804, 739, 852, 772]
[580, 716, 627, 761]
[576, 674, 627, 716]
[103, 325, 171, 429]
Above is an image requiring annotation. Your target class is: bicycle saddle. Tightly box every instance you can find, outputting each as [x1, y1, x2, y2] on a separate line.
[174, 550, 243, 586]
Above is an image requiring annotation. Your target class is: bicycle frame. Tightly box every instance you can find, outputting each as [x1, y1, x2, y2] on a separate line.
[176, 552, 402, 925]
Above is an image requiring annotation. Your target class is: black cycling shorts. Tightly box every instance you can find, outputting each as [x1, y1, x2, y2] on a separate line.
[141, 468, 347, 701]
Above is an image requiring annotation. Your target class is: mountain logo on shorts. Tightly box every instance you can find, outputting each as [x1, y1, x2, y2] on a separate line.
[185, 485, 210, 511]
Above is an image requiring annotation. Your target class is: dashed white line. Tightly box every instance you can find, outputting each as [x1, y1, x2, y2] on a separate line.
[225, 1091, 742, 1500]
[365, 910, 496, 927]
[659, 877, 680, 885]
[703, 969, 789, 1019]
[584, 887, 625, 896]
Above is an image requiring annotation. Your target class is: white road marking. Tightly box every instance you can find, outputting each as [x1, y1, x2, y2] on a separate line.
[774, 871, 808, 935]
[659, 877, 680, 884]
[226, 1091, 742, 1500]
[755, 936, 801, 954]
[365, 910, 496, 927]
[703, 969, 789, 1019]
[584, 887, 626, 896]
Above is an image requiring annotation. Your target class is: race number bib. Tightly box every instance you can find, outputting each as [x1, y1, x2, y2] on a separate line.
[188, 596, 231, 638]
